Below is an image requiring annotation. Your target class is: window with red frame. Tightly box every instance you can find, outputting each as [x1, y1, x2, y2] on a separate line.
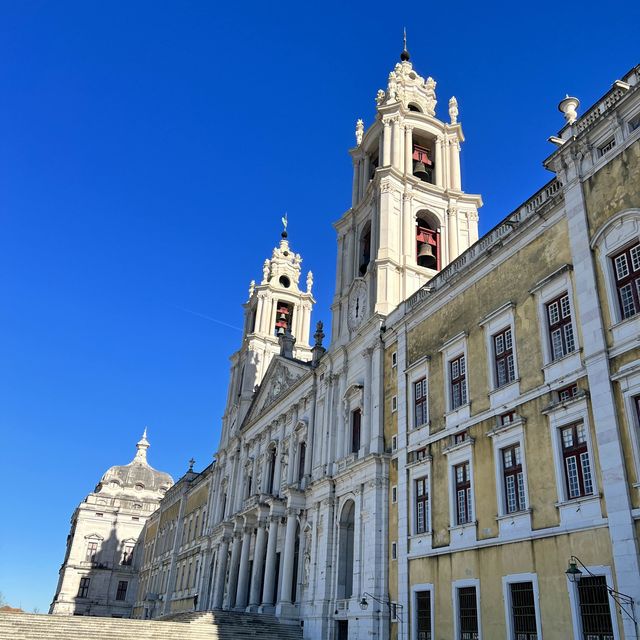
[546, 293, 575, 360]
[493, 327, 515, 387]
[502, 444, 526, 513]
[560, 422, 593, 499]
[450, 355, 467, 410]
[415, 477, 429, 534]
[414, 378, 428, 427]
[612, 243, 640, 319]
[454, 462, 472, 525]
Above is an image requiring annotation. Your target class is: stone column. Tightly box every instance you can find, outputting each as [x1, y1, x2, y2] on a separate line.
[272, 439, 282, 496]
[435, 138, 443, 187]
[261, 516, 280, 607]
[370, 341, 383, 454]
[404, 125, 413, 176]
[212, 538, 230, 609]
[249, 520, 267, 609]
[363, 154, 370, 191]
[278, 509, 299, 604]
[351, 159, 359, 207]
[361, 348, 372, 455]
[226, 532, 242, 609]
[336, 372, 347, 459]
[391, 118, 400, 169]
[448, 207, 459, 262]
[450, 139, 461, 189]
[382, 119, 391, 166]
[235, 526, 253, 609]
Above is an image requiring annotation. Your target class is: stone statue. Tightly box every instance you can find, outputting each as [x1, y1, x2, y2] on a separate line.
[306, 270, 313, 293]
[355, 119, 364, 146]
[375, 89, 385, 106]
[449, 96, 459, 124]
[262, 259, 270, 284]
[248, 280, 255, 298]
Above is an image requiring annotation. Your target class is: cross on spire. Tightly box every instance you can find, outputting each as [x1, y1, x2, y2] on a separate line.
[401, 27, 410, 62]
[188, 457, 195, 471]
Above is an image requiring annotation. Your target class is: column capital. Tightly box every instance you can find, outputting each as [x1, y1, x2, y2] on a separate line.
[286, 507, 300, 518]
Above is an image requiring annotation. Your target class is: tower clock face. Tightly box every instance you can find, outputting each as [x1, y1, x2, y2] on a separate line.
[348, 281, 368, 330]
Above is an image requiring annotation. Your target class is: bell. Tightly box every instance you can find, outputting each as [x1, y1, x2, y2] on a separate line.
[417, 242, 437, 269]
[413, 161, 431, 182]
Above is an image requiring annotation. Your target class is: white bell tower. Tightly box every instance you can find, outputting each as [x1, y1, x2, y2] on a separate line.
[331, 40, 482, 343]
[220, 223, 315, 445]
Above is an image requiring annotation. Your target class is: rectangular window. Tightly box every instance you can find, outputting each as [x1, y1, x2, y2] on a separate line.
[116, 580, 128, 601]
[86, 542, 98, 562]
[458, 586, 479, 640]
[454, 431, 467, 444]
[415, 477, 429, 534]
[455, 463, 472, 525]
[561, 423, 593, 499]
[416, 591, 432, 640]
[414, 378, 428, 427]
[494, 327, 515, 387]
[558, 384, 578, 402]
[450, 355, 467, 410]
[121, 545, 134, 565]
[77, 577, 90, 598]
[612, 243, 640, 320]
[500, 411, 515, 426]
[546, 293, 575, 360]
[577, 576, 614, 640]
[629, 113, 640, 132]
[598, 138, 616, 156]
[392, 485, 397, 503]
[510, 582, 538, 640]
[351, 409, 361, 453]
[391, 395, 398, 412]
[391, 542, 397, 560]
[392, 351, 397, 367]
[502, 444, 526, 513]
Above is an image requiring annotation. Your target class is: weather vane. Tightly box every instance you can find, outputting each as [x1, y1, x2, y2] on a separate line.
[282, 212, 288, 233]
[403, 27, 407, 51]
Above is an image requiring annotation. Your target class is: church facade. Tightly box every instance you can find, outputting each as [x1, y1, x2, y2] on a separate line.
[127, 51, 640, 640]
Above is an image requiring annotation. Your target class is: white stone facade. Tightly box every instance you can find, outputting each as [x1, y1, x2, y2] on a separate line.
[50, 432, 173, 617]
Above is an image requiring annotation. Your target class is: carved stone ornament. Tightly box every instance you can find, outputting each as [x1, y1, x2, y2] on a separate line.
[355, 119, 364, 146]
[375, 89, 386, 106]
[260, 362, 299, 411]
[448, 96, 459, 124]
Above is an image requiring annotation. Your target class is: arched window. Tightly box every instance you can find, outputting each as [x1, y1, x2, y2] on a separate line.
[292, 522, 301, 603]
[359, 222, 372, 276]
[266, 446, 277, 495]
[337, 500, 355, 599]
[297, 442, 306, 482]
[416, 212, 440, 270]
[408, 103, 422, 113]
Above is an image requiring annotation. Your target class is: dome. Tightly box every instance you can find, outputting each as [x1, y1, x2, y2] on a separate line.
[98, 429, 174, 494]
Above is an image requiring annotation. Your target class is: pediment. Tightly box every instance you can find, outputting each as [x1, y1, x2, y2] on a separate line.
[243, 356, 311, 427]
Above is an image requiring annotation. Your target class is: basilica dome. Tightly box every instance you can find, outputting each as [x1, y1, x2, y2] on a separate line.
[98, 429, 173, 495]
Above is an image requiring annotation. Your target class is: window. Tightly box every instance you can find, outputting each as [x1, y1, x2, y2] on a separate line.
[391, 542, 397, 560]
[577, 576, 614, 640]
[391, 434, 398, 451]
[454, 431, 468, 444]
[414, 378, 428, 427]
[298, 442, 306, 482]
[415, 477, 429, 534]
[502, 445, 526, 513]
[612, 242, 640, 319]
[116, 580, 128, 601]
[392, 351, 398, 368]
[493, 328, 515, 387]
[392, 485, 397, 503]
[458, 587, 479, 640]
[500, 412, 515, 426]
[455, 463, 472, 525]
[546, 294, 576, 360]
[86, 541, 98, 562]
[561, 423, 593, 499]
[391, 395, 398, 412]
[121, 544, 134, 565]
[509, 582, 538, 640]
[77, 577, 90, 598]
[450, 356, 467, 410]
[416, 591, 432, 640]
[598, 138, 616, 157]
[415, 447, 428, 462]
[351, 409, 361, 453]
[558, 384, 579, 402]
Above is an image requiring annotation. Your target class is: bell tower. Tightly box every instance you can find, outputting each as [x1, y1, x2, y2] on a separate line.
[220, 222, 315, 444]
[331, 40, 482, 343]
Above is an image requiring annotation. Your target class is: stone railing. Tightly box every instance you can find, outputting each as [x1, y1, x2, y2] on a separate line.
[406, 178, 563, 312]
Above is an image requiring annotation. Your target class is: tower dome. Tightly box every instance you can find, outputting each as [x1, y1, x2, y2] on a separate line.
[97, 429, 173, 495]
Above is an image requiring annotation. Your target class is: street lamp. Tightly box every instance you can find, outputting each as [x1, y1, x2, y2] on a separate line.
[565, 555, 637, 629]
[359, 592, 404, 638]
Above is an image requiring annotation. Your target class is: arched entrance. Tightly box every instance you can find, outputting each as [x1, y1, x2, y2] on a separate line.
[337, 499, 355, 599]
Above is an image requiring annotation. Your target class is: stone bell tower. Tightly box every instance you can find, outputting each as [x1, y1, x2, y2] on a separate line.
[331, 39, 482, 343]
[220, 222, 315, 445]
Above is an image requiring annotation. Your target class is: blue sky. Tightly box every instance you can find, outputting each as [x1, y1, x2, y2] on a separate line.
[0, 0, 637, 613]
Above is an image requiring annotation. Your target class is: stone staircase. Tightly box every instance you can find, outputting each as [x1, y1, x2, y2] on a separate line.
[0, 610, 304, 640]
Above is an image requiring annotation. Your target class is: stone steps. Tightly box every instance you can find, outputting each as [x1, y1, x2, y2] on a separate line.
[0, 611, 303, 640]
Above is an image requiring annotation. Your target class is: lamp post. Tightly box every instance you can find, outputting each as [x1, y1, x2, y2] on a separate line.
[565, 555, 638, 633]
[359, 591, 404, 640]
